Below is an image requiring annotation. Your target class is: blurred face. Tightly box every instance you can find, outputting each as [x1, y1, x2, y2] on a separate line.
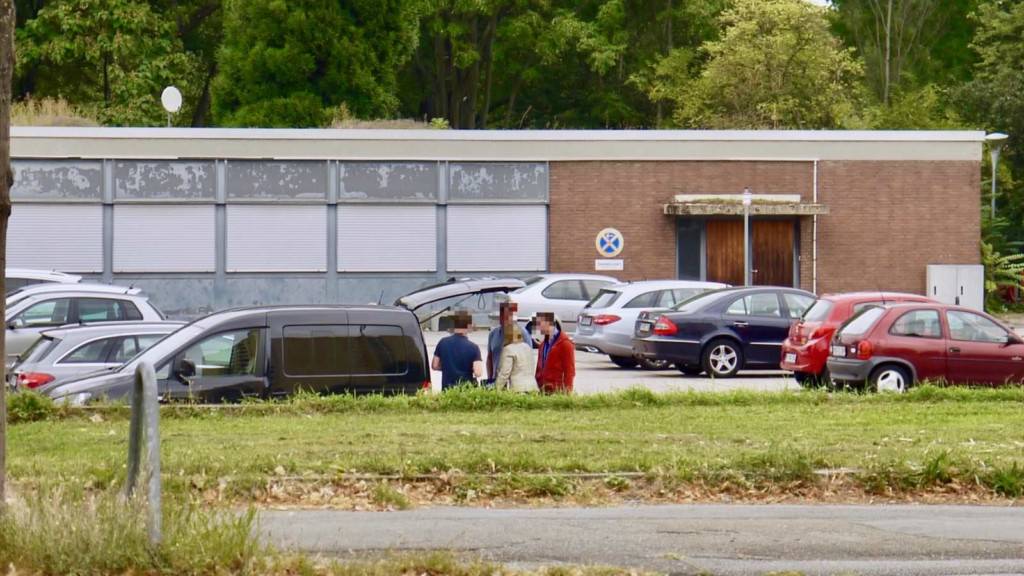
[537, 316, 554, 335]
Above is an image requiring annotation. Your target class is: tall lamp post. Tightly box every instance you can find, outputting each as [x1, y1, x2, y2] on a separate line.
[742, 187, 752, 286]
[986, 132, 1009, 218]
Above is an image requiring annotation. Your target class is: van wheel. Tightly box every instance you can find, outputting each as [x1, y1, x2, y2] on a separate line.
[870, 364, 911, 393]
[609, 355, 639, 369]
[702, 339, 743, 378]
[638, 357, 671, 370]
[676, 364, 704, 376]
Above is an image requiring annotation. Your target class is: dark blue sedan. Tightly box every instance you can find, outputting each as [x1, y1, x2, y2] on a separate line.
[632, 286, 816, 377]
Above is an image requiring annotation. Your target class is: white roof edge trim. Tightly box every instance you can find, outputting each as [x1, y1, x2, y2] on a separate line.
[10, 126, 988, 143]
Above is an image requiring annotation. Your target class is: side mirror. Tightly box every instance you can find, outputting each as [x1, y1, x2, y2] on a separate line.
[6, 319, 20, 331]
[1007, 334, 1024, 346]
[173, 358, 196, 381]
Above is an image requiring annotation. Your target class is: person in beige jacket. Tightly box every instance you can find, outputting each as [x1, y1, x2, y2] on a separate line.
[494, 322, 538, 393]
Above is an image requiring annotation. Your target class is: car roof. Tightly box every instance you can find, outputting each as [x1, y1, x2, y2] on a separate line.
[40, 321, 185, 339]
[188, 304, 414, 330]
[6, 268, 82, 283]
[602, 280, 729, 292]
[820, 291, 930, 302]
[528, 273, 619, 281]
[7, 283, 143, 301]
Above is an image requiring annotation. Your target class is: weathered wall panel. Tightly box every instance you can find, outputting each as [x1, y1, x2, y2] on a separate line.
[12, 160, 102, 201]
[226, 160, 326, 200]
[449, 163, 547, 202]
[114, 161, 215, 200]
[338, 162, 437, 202]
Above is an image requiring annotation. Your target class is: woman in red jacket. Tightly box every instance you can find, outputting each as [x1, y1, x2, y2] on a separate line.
[534, 313, 575, 393]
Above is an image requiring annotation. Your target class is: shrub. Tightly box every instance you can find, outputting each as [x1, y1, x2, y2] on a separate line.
[8, 391, 56, 423]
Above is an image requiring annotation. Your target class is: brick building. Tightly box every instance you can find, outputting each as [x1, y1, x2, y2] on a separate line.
[9, 128, 981, 316]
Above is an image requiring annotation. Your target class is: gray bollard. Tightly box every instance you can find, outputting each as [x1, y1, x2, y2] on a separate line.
[124, 362, 161, 545]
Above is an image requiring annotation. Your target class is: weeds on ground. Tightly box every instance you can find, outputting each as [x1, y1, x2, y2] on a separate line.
[371, 483, 411, 510]
[0, 489, 263, 575]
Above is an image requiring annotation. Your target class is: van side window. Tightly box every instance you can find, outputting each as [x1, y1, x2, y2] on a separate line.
[283, 324, 411, 377]
[181, 329, 263, 376]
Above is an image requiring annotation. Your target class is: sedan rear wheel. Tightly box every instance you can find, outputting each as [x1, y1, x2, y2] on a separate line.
[702, 339, 743, 378]
[870, 364, 910, 393]
[609, 355, 640, 369]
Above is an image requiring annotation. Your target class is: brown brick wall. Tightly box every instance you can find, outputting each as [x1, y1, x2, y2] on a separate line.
[548, 160, 980, 295]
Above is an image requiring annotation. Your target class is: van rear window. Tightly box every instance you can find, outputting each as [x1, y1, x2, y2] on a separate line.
[283, 324, 411, 377]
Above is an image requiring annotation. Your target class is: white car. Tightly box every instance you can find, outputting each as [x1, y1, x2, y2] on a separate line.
[510, 274, 619, 333]
[575, 280, 728, 369]
[5, 284, 164, 368]
[5, 268, 81, 293]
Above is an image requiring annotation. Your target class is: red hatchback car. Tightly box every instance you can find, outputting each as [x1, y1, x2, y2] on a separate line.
[781, 292, 933, 386]
[827, 303, 1024, 391]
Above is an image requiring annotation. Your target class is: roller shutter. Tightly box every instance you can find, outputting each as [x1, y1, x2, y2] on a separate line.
[338, 205, 436, 271]
[227, 205, 326, 272]
[447, 205, 546, 271]
[114, 204, 215, 272]
[8, 204, 103, 272]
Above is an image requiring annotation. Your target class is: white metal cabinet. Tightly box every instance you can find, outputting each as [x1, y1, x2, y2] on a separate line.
[927, 264, 984, 310]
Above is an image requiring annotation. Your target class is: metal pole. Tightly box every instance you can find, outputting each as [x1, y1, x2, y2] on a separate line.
[991, 146, 1001, 218]
[743, 205, 750, 286]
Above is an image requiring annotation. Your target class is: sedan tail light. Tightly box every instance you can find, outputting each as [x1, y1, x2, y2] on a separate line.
[653, 316, 678, 336]
[18, 372, 55, 389]
[856, 340, 873, 360]
[593, 314, 621, 326]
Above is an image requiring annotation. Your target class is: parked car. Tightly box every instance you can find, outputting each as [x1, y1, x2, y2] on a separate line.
[632, 286, 816, 377]
[10, 321, 185, 390]
[781, 292, 934, 386]
[510, 274, 618, 332]
[575, 280, 728, 369]
[42, 278, 524, 404]
[828, 302, 1024, 391]
[5, 268, 81, 293]
[5, 284, 164, 368]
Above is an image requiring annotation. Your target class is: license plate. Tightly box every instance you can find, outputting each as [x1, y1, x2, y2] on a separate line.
[580, 316, 592, 326]
[784, 353, 797, 363]
[638, 321, 653, 332]
[830, 344, 847, 357]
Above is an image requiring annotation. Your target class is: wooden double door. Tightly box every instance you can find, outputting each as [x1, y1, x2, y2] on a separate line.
[705, 219, 795, 287]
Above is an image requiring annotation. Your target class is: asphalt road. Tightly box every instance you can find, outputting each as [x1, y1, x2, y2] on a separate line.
[260, 504, 1024, 576]
[424, 331, 799, 395]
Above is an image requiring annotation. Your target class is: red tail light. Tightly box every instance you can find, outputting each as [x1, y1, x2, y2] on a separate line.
[856, 340, 873, 360]
[593, 314, 621, 326]
[18, 372, 55, 389]
[653, 316, 678, 336]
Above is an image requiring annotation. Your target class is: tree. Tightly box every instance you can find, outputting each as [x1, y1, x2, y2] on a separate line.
[0, 0, 14, 504]
[16, 0, 202, 126]
[670, 0, 863, 129]
[212, 0, 420, 127]
[832, 0, 979, 105]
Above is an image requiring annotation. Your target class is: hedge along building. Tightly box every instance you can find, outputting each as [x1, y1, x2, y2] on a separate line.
[9, 128, 982, 318]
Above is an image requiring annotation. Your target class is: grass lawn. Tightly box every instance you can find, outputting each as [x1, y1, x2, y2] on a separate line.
[7, 387, 1024, 504]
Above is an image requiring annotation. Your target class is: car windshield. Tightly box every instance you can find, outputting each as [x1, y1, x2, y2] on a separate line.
[670, 289, 730, 313]
[838, 306, 885, 337]
[586, 289, 621, 309]
[802, 300, 833, 322]
[115, 323, 208, 373]
[20, 335, 59, 364]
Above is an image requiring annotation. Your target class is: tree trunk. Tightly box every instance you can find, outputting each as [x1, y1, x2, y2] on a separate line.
[191, 62, 216, 127]
[0, 0, 16, 506]
[479, 14, 497, 129]
[883, 0, 892, 106]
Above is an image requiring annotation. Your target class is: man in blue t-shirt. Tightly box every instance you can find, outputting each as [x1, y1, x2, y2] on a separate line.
[432, 311, 483, 390]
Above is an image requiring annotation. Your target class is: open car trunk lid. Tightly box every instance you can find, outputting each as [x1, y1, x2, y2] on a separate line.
[394, 277, 527, 312]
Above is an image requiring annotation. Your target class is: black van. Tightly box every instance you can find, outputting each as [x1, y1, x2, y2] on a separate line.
[41, 278, 524, 403]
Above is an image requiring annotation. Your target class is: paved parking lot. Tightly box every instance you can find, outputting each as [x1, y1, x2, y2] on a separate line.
[424, 331, 799, 394]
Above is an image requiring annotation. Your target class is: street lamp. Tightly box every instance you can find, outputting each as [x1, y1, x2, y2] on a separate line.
[986, 132, 1009, 218]
[742, 187, 752, 286]
[161, 86, 182, 128]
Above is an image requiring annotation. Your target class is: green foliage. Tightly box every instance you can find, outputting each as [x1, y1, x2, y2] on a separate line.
[860, 84, 963, 129]
[212, 0, 420, 127]
[7, 391, 56, 424]
[671, 0, 864, 129]
[981, 240, 1024, 310]
[16, 0, 202, 126]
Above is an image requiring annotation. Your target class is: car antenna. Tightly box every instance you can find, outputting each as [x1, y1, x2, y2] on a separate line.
[377, 289, 385, 305]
